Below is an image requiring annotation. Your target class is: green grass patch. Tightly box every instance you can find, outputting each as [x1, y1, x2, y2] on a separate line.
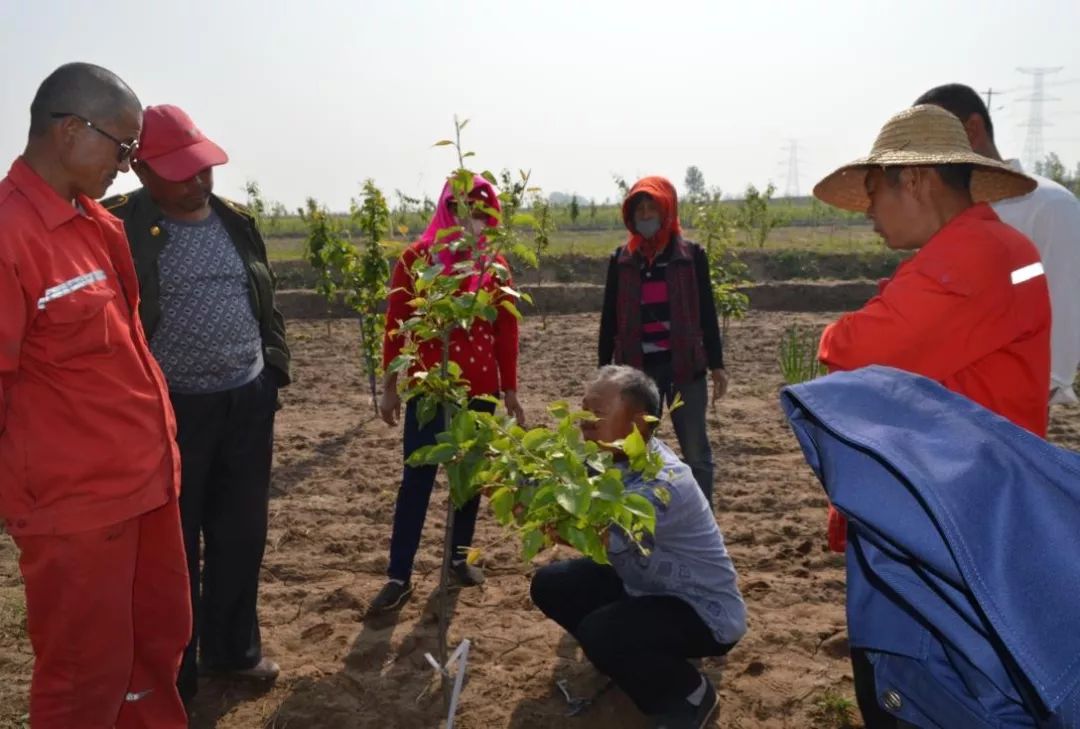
[811, 690, 856, 728]
[267, 225, 883, 263]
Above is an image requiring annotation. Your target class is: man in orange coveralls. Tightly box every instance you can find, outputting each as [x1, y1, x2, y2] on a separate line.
[0, 63, 189, 728]
[811, 104, 1050, 729]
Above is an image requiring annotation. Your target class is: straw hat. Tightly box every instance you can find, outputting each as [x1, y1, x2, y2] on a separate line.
[813, 104, 1036, 212]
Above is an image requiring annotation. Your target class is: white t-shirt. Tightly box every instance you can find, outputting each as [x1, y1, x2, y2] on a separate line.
[993, 161, 1080, 404]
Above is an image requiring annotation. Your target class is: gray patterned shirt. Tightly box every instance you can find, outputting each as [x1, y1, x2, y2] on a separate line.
[151, 210, 263, 394]
[608, 439, 748, 645]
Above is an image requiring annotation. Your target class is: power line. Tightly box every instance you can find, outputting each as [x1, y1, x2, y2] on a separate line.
[1017, 66, 1064, 170]
[982, 87, 1007, 109]
[779, 139, 803, 198]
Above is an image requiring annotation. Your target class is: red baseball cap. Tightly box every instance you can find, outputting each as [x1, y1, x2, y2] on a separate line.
[136, 105, 228, 182]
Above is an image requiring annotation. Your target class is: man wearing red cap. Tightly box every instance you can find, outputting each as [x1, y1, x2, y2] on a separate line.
[104, 105, 290, 702]
[1, 64, 189, 728]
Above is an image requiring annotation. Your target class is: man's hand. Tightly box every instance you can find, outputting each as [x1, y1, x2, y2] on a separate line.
[379, 374, 402, 426]
[504, 389, 526, 426]
[710, 368, 729, 403]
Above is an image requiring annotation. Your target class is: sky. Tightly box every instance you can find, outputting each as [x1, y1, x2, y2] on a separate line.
[2, 0, 1078, 212]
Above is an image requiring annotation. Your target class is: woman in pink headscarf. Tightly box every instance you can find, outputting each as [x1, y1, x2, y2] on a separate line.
[370, 174, 525, 614]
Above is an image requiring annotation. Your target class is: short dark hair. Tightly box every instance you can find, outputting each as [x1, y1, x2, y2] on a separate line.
[29, 62, 140, 137]
[591, 365, 661, 418]
[914, 84, 994, 141]
[883, 164, 974, 194]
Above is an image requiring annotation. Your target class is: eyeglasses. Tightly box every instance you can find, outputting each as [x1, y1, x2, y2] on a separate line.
[51, 112, 139, 163]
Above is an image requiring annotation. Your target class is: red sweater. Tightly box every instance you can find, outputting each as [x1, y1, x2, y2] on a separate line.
[382, 241, 519, 396]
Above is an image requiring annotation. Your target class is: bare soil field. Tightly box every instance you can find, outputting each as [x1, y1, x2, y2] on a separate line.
[1, 311, 1077, 728]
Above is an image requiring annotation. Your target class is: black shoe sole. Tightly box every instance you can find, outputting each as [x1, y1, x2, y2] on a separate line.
[696, 694, 718, 729]
[368, 584, 414, 614]
[447, 576, 485, 588]
[446, 566, 485, 588]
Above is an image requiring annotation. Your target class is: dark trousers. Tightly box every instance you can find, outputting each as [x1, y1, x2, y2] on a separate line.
[851, 648, 919, 729]
[645, 362, 714, 506]
[171, 370, 278, 702]
[530, 558, 735, 716]
[387, 398, 497, 582]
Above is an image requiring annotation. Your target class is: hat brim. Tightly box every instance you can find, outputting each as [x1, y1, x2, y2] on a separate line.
[813, 150, 1037, 212]
[140, 138, 228, 182]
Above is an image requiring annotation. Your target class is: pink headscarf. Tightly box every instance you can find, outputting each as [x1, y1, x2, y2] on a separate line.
[417, 174, 502, 290]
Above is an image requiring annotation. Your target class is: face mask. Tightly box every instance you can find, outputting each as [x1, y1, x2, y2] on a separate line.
[636, 218, 661, 239]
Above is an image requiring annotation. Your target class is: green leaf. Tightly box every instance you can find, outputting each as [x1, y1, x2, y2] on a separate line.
[448, 462, 482, 506]
[554, 486, 576, 516]
[500, 300, 523, 321]
[586, 454, 609, 473]
[561, 524, 591, 554]
[434, 226, 462, 242]
[512, 245, 539, 268]
[521, 428, 549, 450]
[596, 471, 624, 501]
[417, 396, 438, 427]
[521, 528, 544, 561]
[481, 170, 497, 185]
[388, 354, 413, 375]
[622, 426, 647, 460]
[548, 401, 570, 420]
[623, 493, 656, 523]
[405, 445, 433, 467]
[581, 529, 607, 564]
[451, 408, 475, 442]
[414, 442, 457, 465]
[490, 487, 515, 523]
[529, 485, 556, 510]
[574, 486, 593, 518]
[433, 139, 454, 147]
[455, 169, 475, 194]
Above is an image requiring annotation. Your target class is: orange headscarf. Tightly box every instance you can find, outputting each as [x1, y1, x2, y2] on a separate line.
[621, 176, 682, 262]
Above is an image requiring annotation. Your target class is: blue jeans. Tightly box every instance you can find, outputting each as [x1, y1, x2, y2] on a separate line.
[645, 363, 714, 505]
[386, 398, 496, 582]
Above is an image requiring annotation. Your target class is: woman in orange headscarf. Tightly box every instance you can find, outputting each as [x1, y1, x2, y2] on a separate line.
[598, 176, 728, 505]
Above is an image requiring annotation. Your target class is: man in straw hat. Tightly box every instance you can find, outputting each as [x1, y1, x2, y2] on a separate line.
[811, 104, 1051, 728]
